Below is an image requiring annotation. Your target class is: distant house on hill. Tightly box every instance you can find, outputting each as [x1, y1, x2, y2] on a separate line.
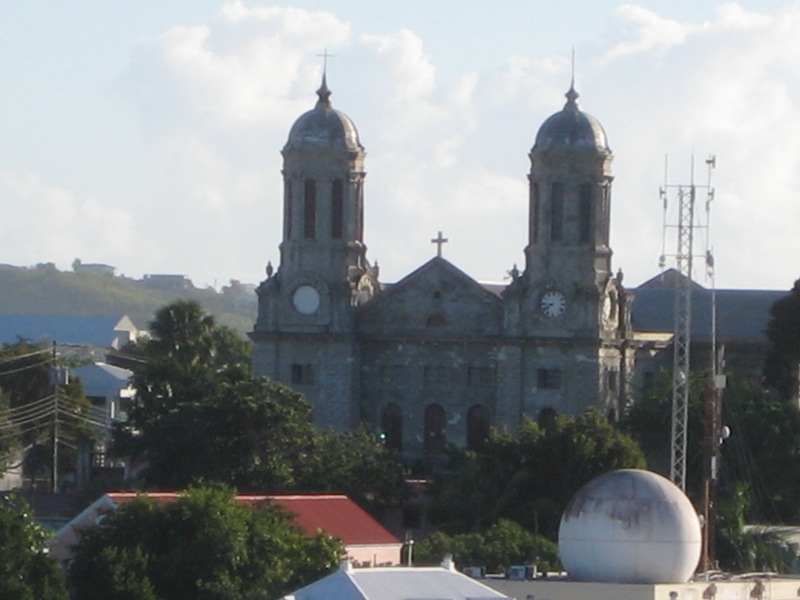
[51, 493, 402, 567]
[72, 259, 116, 277]
[142, 274, 193, 291]
[0, 314, 143, 349]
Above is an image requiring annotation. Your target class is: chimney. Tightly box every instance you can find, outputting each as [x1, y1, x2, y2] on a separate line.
[441, 554, 455, 572]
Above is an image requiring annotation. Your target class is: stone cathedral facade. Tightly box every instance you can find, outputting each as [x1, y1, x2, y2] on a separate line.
[251, 75, 638, 460]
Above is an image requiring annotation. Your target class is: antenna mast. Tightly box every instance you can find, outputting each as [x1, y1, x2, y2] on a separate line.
[659, 154, 715, 490]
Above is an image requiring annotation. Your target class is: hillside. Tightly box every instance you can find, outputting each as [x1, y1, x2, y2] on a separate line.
[0, 264, 257, 335]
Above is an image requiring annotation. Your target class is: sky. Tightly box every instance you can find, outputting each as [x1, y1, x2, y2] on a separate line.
[1, 1, 798, 291]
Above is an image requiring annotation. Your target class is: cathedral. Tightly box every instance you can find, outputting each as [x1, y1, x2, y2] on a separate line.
[249, 72, 659, 460]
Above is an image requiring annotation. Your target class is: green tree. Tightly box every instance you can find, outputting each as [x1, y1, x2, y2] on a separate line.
[764, 279, 800, 400]
[0, 496, 68, 600]
[69, 486, 343, 600]
[115, 301, 407, 514]
[430, 408, 645, 539]
[720, 378, 800, 524]
[415, 519, 560, 573]
[297, 426, 408, 516]
[621, 369, 706, 497]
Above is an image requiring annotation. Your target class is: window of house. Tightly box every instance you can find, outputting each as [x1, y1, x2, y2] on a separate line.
[551, 183, 564, 242]
[291, 363, 315, 384]
[303, 179, 316, 239]
[331, 179, 343, 239]
[537, 368, 562, 390]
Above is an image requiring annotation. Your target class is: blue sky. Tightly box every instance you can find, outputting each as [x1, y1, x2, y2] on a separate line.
[0, 1, 797, 290]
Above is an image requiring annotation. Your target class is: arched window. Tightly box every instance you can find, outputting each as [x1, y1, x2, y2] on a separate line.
[356, 180, 364, 240]
[285, 180, 293, 239]
[382, 403, 403, 451]
[424, 404, 446, 455]
[551, 183, 563, 242]
[579, 183, 592, 243]
[467, 405, 490, 451]
[304, 179, 316, 239]
[331, 179, 344, 239]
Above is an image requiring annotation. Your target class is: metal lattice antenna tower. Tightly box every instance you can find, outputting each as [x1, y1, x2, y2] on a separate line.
[659, 155, 715, 490]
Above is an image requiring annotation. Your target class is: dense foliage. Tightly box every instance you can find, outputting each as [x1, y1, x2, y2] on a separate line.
[0, 496, 68, 600]
[68, 486, 342, 600]
[764, 278, 800, 400]
[621, 369, 706, 496]
[113, 301, 407, 514]
[429, 408, 646, 539]
[623, 371, 800, 524]
[414, 519, 560, 573]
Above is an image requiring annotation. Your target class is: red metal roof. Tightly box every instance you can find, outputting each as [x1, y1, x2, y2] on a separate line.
[105, 492, 400, 546]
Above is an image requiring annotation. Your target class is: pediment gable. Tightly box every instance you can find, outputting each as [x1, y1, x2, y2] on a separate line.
[358, 257, 503, 336]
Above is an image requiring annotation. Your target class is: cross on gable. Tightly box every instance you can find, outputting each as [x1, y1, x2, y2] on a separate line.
[431, 231, 448, 258]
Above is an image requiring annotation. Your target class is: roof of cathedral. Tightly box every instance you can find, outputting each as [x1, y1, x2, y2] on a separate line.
[631, 275, 787, 342]
[533, 84, 609, 153]
[285, 74, 363, 152]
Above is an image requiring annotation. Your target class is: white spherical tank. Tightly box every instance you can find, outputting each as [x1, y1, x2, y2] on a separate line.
[558, 469, 701, 584]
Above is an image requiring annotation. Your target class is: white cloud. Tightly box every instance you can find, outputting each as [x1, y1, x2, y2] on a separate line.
[604, 4, 705, 60]
[7, 1, 799, 291]
[0, 172, 135, 268]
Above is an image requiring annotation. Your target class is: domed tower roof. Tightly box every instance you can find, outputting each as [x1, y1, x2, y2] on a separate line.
[533, 84, 609, 153]
[284, 74, 363, 152]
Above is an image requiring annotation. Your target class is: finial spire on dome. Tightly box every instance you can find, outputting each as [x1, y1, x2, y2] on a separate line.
[564, 47, 580, 111]
[315, 48, 334, 108]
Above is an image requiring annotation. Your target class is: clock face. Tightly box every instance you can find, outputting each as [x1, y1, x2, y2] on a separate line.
[540, 290, 566, 318]
[292, 285, 320, 315]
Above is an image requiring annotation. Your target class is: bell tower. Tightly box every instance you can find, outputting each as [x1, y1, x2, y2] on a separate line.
[498, 82, 628, 421]
[251, 74, 376, 429]
[522, 83, 615, 332]
[279, 74, 369, 293]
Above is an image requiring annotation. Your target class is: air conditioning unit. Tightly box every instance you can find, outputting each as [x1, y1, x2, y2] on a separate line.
[463, 566, 486, 579]
[506, 565, 528, 580]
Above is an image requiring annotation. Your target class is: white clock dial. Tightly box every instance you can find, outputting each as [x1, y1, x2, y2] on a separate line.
[540, 290, 566, 318]
[292, 285, 320, 315]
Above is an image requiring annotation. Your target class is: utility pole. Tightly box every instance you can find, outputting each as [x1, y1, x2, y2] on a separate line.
[50, 341, 70, 493]
[51, 342, 59, 493]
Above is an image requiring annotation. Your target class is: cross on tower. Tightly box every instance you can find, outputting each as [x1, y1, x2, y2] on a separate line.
[316, 48, 335, 73]
[431, 231, 448, 258]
